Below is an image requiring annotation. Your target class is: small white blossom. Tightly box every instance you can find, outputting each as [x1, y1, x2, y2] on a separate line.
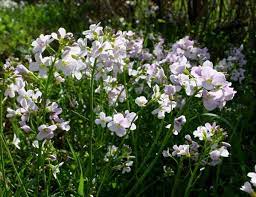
[172, 145, 190, 157]
[50, 162, 64, 179]
[95, 112, 112, 128]
[12, 134, 20, 149]
[135, 96, 148, 107]
[107, 111, 137, 137]
[122, 161, 133, 174]
[240, 182, 254, 194]
[193, 123, 217, 141]
[248, 165, 256, 187]
[173, 115, 186, 135]
[162, 148, 171, 158]
[37, 124, 57, 141]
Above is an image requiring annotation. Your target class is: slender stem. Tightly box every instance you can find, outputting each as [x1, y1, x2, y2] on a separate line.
[184, 141, 208, 197]
[125, 106, 165, 188]
[0, 78, 6, 188]
[136, 118, 165, 173]
[36, 141, 43, 195]
[171, 158, 183, 197]
[125, 122, 174, 197]
[184, 163, 200, 197]
[126, 92, 198, 196]
[0, 134, 29, 197]
[46, 162, 51, 197]
[123, 65, 130, 110]
[214, 164, 221, 196]
[96, 163, 111, 197]
[89, 62, 97, 190]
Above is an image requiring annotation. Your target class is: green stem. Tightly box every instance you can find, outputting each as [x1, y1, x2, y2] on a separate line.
[123, 65, 130, 110]
[36, 141, 43, 196]
[125, 124, 174, 197]
[184, 163, 200, 197]
[35, 48, 58, 195]
[214, 165, 221, 196]
[0, 134, 29, 197]
[0, 79, 6, 188]
[184, 140, 208, 197]
[89, 62, 97, 190]
[136, 118, 165, 172]
[126, 91, 199, 196]
[96, 163, 111, 197]
[171, 159, 183, 197]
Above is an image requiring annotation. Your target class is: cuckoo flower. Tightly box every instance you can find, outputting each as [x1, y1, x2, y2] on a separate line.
[95, 112, 112, 128]
[37, 124, 57, 141]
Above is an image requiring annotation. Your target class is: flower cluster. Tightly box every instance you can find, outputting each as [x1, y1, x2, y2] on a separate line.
[127, 36, 236, 116]
[5, 68, 69, 141]
[216, 45, 246, 83]
[36, 101, 70, 140]
[104, 144, 135, 174]
[241, 165, 256, 196]
[27, 26, 236, 112]
[2, 24, 239, 189]
[95, 111, 137, 137]
[6, 75, 41, 133]
[0, 0, 19, 9]
[163, 123, 230, 166]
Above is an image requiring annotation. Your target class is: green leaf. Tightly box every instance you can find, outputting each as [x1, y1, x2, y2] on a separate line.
[78, 174, 84, 196]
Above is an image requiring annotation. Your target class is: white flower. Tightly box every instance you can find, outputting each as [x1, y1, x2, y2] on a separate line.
[124, 110, 137, 131]
[152, 94, 176, 119]
[107, 111, 137, 137]
[32, 140, 39, 148]
[152, 84, 160, 98]
[20, 124, 32, 132]
[107, 113, 130, 137]
[57, 121, 70, 131]
[83, 23, 103, 40]
[54, 72, 65, 83]
[104, 145, 118, 162]
[19, 121, 32, 132]
[169, 55, 188, 75]
[37, 124, 57, 140]
[12, 133, 20, 149]
[95, 112, 112, 128]
[165, 124, 171, 129]
[248, 165, 256, 187]
[162, 148, 171, 158]
[31, 34, 53, 54]
[4, 83, 17, 98]
[55, 45, 86, 80]
[29, 53, 53, 77]
[122, 161, 133, 174]
[135, 96, 148, 107]
[209, 146, 229, 166]
[173, 115, 186, 135]
[6, 108, 22, 118]
[164, 84, 180, 96]
[14, 64, 31, 75]
[51, 27, 72, 40]
[50, 162, 64, 179]
[240, 182, 254, 194]
[193, 123, 216, 141]
[172, 145, 190, 157]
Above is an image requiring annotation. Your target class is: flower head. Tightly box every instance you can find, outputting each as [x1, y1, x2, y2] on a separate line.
[37, 124, 57, 141]
[135, 96, 148, 107]
[95, 112, 112, 128]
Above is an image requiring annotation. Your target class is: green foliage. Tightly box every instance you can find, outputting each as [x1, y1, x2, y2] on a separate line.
[0, 1, 89, 60]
